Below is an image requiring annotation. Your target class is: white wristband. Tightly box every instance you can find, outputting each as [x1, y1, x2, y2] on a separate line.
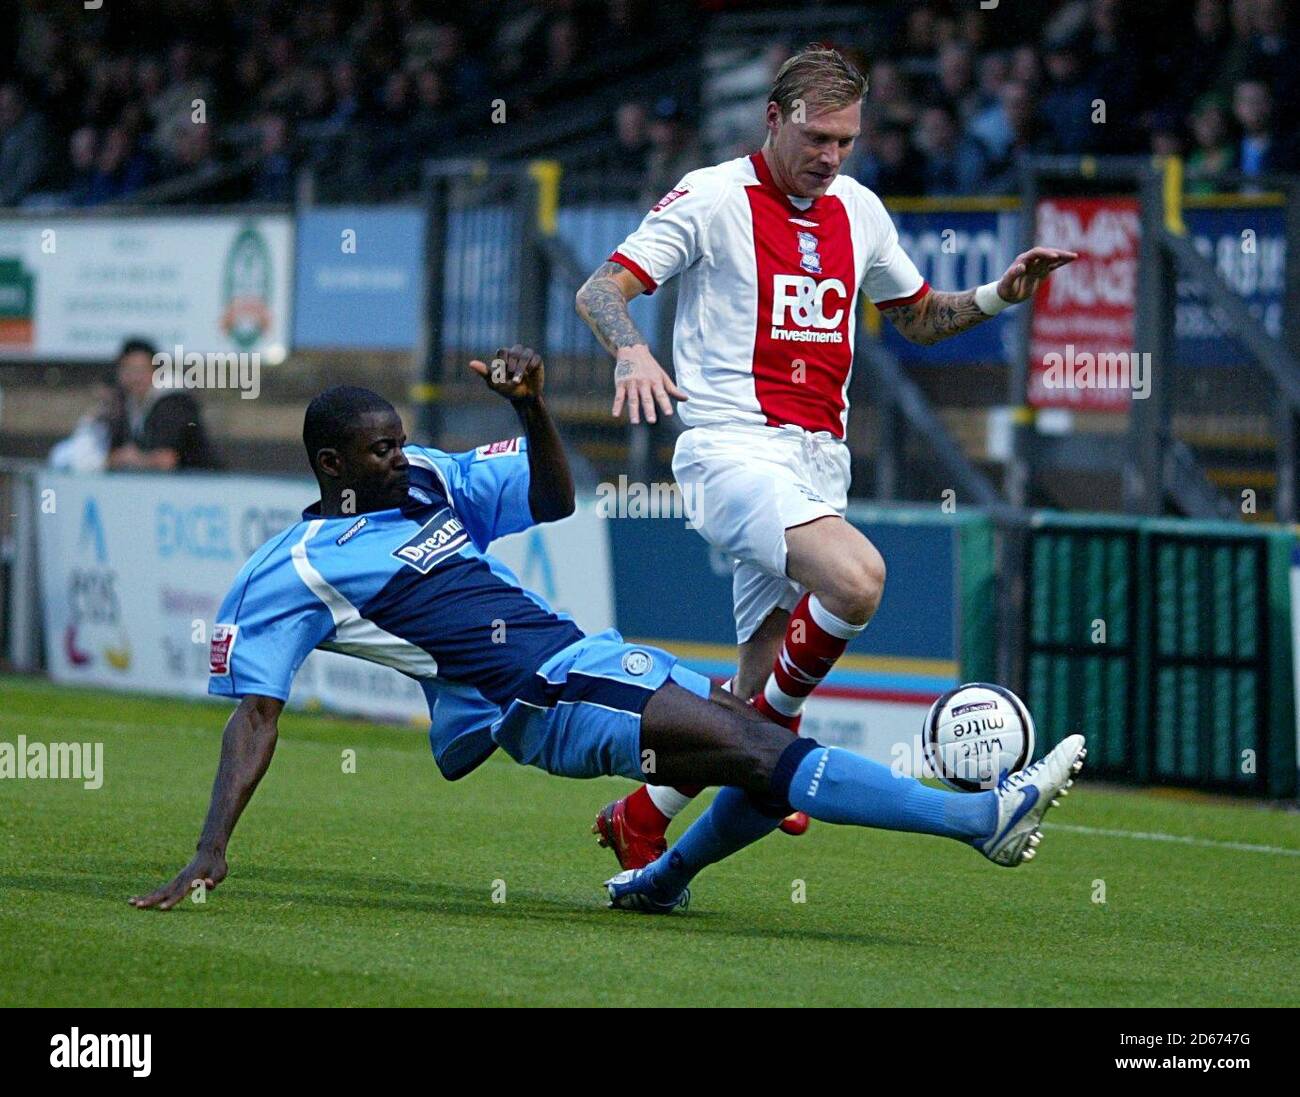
[974, 282, 1013, 316]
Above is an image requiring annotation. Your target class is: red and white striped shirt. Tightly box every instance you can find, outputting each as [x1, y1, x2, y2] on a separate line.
[610, 150, 928, 439]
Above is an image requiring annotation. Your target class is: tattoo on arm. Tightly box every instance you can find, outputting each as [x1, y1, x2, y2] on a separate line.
[577, 261, 647, 355]
[887, 289, 989, 346]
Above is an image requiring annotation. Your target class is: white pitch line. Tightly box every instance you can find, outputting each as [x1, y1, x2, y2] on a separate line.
[1046, 822, 1300, 857]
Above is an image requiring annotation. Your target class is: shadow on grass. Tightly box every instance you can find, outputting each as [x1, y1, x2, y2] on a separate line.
[2, 862, 919, 950]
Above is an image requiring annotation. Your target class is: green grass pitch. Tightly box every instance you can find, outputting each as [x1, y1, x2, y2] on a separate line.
[2, 674, 1297, 1007]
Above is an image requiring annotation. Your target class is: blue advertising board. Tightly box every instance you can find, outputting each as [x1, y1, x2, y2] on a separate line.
[293, 207, 425, 350]
[607, 505, 964, 703]
[880, 208, 1022, 364]
[1176, 205, 1286, 366]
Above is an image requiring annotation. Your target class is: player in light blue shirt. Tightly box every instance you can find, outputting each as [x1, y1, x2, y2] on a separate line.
[131, 345, 1085, 914]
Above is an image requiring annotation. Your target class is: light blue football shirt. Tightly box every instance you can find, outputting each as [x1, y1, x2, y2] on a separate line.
[207, 439, 584, 778]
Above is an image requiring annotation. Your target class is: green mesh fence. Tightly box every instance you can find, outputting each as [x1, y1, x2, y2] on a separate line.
[1022, 516, 1296, 798]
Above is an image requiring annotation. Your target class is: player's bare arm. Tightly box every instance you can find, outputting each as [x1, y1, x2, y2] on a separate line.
[575, 260, 687, 425]
[886, 246, 1078, 346]
[468, 344, 575, 523]
[130, 694, 283, 911]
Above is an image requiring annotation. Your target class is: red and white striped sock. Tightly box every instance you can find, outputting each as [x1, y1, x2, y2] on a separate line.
[643, 783, 699, 822]
[752, 593, 865, 731]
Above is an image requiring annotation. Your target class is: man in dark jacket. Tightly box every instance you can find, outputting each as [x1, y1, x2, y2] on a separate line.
[106, 338, 221, 471]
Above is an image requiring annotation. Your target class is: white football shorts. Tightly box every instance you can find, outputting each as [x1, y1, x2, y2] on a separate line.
[672, 422, 851, 644]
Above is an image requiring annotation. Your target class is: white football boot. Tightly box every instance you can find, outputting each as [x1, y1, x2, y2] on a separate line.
[973, 734, 1087, 867]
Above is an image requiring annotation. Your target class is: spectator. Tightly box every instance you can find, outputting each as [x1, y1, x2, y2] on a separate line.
[65, 127, 99, 206]
[641, 97, 701, 208]
[298, 67, 335, 124]
[1219, 0, 1297, 112]
[1084, 0, 1141, 149]
[969, 52, 1013, 159]
[957, 9, 991, 53]
[595, 0, 653, 53]
[902, 5, 942, 57]
[151, 42, 213, 163]
[930, 42, 980, 126]
[1040, 37, 1101, 153]
[1232, 79, 1295, 176]
[230, 52, 265, 116]
[981, 82, 1056, 193]
[1009, 45, 1043, 91]
[136, 57, 167, 135]
[431, 23, 484, 105]
[406, 68, 448, 152]
[598, 101, 650, 176]
[1159, 0, 1234, 114]
[249, 113, 294, 202]
[169, 119, 221, 182]
[85, 125, 153, 205]
[1148, 113, 1184, 158]
[326, 59, 365, 133]
[377, 70, 414, 128]
[914, 105, 987, 194]
[260, 34, 311, 114]
[0, 84, 51, 206]
[106, 339, 221, 472]
[546, 18, 582, 77]
[855, 120, 926, 196]
[1186, 96, 1236, 190]
[862, 60, 917, 133]
[49, 381, 115, 474]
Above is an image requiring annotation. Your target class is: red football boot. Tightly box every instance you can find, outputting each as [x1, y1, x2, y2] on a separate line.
[592, 795, 668, 870]
[779, 811, 811, 835]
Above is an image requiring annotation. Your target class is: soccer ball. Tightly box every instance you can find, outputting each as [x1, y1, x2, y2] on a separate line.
[922, 682, 1036, 792]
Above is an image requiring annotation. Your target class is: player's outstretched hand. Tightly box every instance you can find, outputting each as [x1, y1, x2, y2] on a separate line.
[129, 850, 227, 911]
[612, 345, 687, 425]
[468, 344, 544, 403]
[996, 246, 1078, 304]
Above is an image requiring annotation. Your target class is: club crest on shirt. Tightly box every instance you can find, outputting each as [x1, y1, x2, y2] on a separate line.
[621, 649, 653, 676]
[393, 507, 469, 573]
[797, 230, 823, 274]
[209, 624, 237, 676]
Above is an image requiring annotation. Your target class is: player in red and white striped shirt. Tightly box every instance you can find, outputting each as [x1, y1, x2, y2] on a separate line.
[576, 45, 1074, 868]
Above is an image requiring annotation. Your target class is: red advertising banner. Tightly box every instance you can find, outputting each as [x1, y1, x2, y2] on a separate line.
[1028, 196, 1139, 411]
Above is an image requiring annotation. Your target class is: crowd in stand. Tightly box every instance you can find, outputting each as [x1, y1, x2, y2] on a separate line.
[0, 0, 684, 206]
[839, 0, 1299, 196]
[0, 0, 1295, 210]
[599, 0, 1298, 200]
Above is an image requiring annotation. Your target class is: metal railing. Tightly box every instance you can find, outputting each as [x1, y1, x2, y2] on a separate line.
[0, 460, 41, 673]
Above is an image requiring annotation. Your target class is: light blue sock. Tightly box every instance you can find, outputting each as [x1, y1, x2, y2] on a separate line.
[787, 746, 996, 839]
[641, 786, 780, 900]
[639, 747, 997, 901]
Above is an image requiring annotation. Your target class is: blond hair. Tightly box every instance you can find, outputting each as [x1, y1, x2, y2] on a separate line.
[768, 45, 867, 120]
